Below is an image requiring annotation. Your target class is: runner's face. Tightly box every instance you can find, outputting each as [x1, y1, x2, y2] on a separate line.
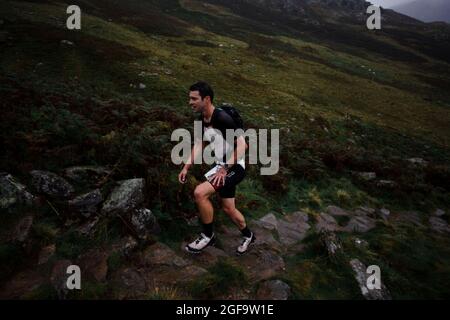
[189, 91, 207, 113]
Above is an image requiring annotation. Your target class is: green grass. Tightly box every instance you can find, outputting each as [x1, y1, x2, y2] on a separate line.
[283, 233, 362, 299]
[188, 257, 248, 299]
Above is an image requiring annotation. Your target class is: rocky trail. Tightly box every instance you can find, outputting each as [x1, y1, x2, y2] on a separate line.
[1, 169, 449, 299]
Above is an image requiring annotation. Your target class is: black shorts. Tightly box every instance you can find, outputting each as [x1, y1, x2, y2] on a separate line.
[206, 164, 246, 198]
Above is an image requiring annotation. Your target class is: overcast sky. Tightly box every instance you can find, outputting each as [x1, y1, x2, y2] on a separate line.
[369, 0, 414, 8]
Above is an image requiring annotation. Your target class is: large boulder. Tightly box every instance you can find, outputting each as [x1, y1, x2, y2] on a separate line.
[101, 178, 145, 216]
[256, 280, 291, 300]
[277, 211, 310, 246]
[110, 267, 148, 299]
[30, 170, 74, 199]
[131, 208, 160, 240]
[349, 258, 391, 300]
[326, 205, 350, 217]
[376, 208, 390, 221]
[68, 189, 103, 218]
[142, 242, 190, 268]
[407, 158, 428, 167]
[0, 173, 35, 211]
[254, 213, 279, 231]
[77, 249, 109, 282]
[63, 166, 111, 185]
[429, 217, 450, 234]
[140, 242, 207, 287]
[315, 213, 341, 232]
[182, 244, 229, 269]
[343, 214, 376, 233]
[352, 171, 377, 181]
[240, 249, 285, 282]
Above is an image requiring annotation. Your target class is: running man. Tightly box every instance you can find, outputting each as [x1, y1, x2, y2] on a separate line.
[178, 81, 256, 255]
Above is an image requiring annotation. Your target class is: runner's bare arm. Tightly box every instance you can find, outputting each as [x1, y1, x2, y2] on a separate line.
[226, 136, 248, 166]
[179, 141, 206, 183]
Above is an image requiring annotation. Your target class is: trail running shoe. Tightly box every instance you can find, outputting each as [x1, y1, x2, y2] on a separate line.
[185, 233, 215, 253]
[236, 232, 256, 255]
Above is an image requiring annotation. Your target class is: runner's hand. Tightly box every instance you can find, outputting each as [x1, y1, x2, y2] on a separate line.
[210, 167, 227, 187]
[178, 168, 188, 184]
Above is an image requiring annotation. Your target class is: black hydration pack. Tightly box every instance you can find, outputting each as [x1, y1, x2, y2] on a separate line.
[217, 104, 244, 130]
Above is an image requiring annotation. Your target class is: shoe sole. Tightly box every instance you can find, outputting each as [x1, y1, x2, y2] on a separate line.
[185, 237, 216, 254]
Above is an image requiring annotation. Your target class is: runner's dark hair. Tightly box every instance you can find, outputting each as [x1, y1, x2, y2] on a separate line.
[190, 81, 214, 102]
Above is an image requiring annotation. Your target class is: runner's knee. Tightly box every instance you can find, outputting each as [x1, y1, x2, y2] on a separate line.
[222, 205, 236, 216]
[194, 185, 209, 202]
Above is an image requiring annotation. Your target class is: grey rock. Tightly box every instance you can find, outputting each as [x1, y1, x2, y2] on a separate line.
[429, 217, 450, 234]
[60, 39, 74, 46]
[353, 171, 377, 181]
[101, 178, 145, 216]
[433, 209, 446, 217]
[277, 211, 310, 245]
[376, 180, 397, 188]
[256, 280, 290, 300]
[68, 189, 103, 218]
[142, 242, 190, 268]
[152, 265, 207, 287]
[78, 249, 109, 282]
[131, 208, 160, 240]
[344, 214, 376, 233]
[64, 166, 110, 184]
[111, 267, 147, 299]
[0, 173, 35, 210]
[377, 208, 390, 221]
[182, 243, 228, 268]
[326, 205, 350, 217]
[140, 243, 207, 287]
[356, 206, 376, 216]
[30, 170, 74, 198]
[407, 158, 428, 166]
[315, 213, 341, 232]
[247, 224, 283, 253]
[349, 258, 391, 300]
[255, 213, 278, 231]
[240, 249, 285, 282]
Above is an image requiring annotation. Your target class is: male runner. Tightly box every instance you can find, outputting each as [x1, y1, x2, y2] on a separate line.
[178, 81, 256, 255]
